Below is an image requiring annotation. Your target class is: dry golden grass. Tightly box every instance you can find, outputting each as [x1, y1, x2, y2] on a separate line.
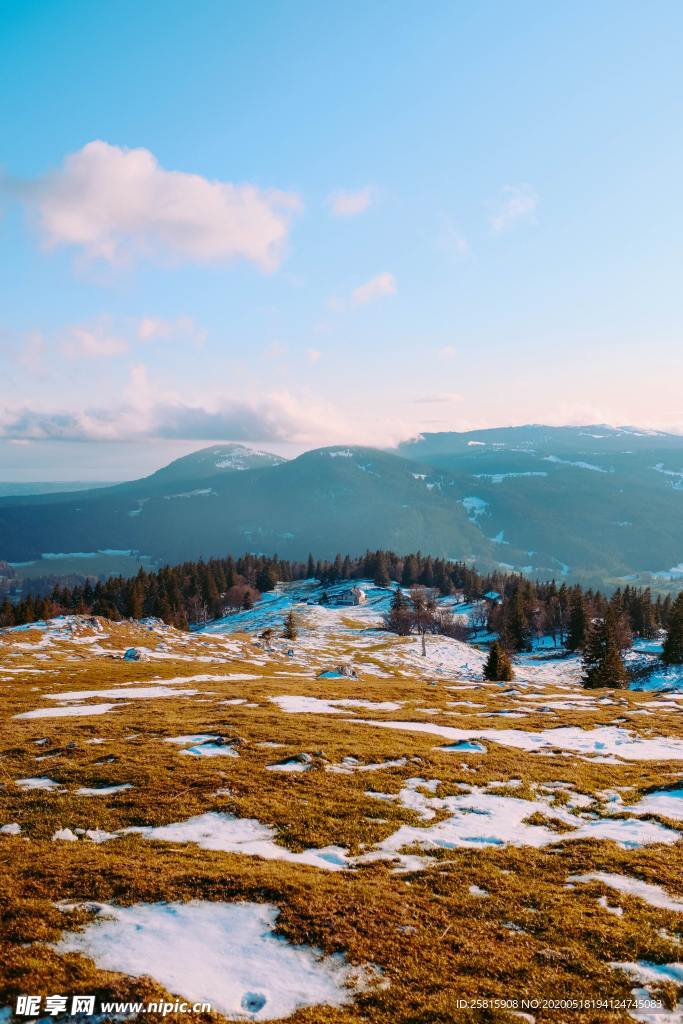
[1, 614, 681, 1022]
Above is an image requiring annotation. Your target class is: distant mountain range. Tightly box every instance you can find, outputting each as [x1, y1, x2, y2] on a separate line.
[0, 481, 115, 498]
[1, 428, 682, 586]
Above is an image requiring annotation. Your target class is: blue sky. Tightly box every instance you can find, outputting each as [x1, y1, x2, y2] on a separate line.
[1, 0, 681, 479]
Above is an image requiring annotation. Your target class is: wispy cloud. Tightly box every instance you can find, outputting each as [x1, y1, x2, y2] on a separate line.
[307, 348, 322, 363]
[351, 271, 397, 306]
[488, 184, 538, 234]
[62, 318, 128, 358]
[0, 365, 418, 448]
[15, 140, 301, 270]
[0, 380, 333, 445]
[327, 186, 374, 217]
[137, 315, 205, 346]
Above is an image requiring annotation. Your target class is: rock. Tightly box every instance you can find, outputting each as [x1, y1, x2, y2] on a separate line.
[123, 648, 147, 661]
[317, 664, 358, 680]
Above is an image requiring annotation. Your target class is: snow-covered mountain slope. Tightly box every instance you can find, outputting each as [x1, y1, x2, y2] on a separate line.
[398, 424, 683, 584]
[138, 443, 286, 484]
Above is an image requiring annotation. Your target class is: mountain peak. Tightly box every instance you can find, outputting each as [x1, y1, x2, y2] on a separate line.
[144, 443, 286, 483]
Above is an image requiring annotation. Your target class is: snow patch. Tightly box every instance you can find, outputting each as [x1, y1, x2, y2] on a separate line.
[54, 901, 367, 1020]
[126, 812, 351, 871]
[569, 873, 683, 913]
[271, 696, 403, 715]
[353, 720, 683, 761]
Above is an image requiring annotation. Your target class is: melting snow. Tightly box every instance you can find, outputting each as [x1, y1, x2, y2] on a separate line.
[569, 873, 683, 913]
[125, 813, 351, 871]
[461, 496, 489, 521]
[163, 735, 238, 757]
[625, 786, 683, 821]
[544, 456, 609, 472]
[43, 686, 198, 702]
[54, 901, 366, 1020]
[609, 961, 683, 1022]
[272, 696, 403, 715]
[357, 780, 678, 870]
[76, 784, 132, 796]
[184, 742, 238, 758]
[16, 777, 62, 790]
[353, 720, 683, 761]
[14, 703, 116, 719]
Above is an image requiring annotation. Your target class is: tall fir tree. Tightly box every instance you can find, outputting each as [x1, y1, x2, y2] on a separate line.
[567, 592, 588, 651]
[582, 607, 629, 689]
[662, 592, 683, 665]
[384, 585, 412, 636]
[507, 588, 532, 652]
[373, 551, 391, 587]
[402, 555, 419, 587]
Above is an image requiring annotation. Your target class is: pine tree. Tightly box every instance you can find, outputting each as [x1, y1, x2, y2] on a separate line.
[126, 580, 144, 620]
[256, 565, 277, 592]
[567, 592, 588, 651]
[0, 600, 14, 627]
[282, 610, 298, 641]
[582, 607, 629, 689]
[483, 641, 514, 682]
[506, 588, 531, 652]
[374, 552, 391, 587]
[384, 586, 412, 636]
[663, 592, 683, 665]
[402, 555, 419, 587]
[630, 588, 657, 639]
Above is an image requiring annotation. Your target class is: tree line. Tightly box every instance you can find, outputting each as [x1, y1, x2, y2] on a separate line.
[1, 549, 682, 677]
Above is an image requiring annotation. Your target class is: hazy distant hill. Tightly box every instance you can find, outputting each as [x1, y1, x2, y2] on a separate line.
[126, 443, 286, 490]
[397, 425, 683, 583]
[2, 429, 682, 585]
[0, 445, 496, 567]
[0, 481, 115, 498]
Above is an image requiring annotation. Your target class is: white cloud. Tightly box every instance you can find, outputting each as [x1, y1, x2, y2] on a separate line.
[0, 361, 345, 445]
[137, 315, 205, 346]
[307, 348, 322, 363]
[62, 318, 128, 359]
[0, 367, 416, 449]
[327, 187, 374, 217]
[351, 271, 397, 306]
[437, 345, 456, 358]
[25, 140, 301, 270]
[489, 184, 538, 234]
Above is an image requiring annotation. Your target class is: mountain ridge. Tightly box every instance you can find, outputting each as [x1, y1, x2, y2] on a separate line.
[2, 427, 682, 584]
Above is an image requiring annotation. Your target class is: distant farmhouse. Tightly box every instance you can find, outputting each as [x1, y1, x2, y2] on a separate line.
[322, 585, 367, 607]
